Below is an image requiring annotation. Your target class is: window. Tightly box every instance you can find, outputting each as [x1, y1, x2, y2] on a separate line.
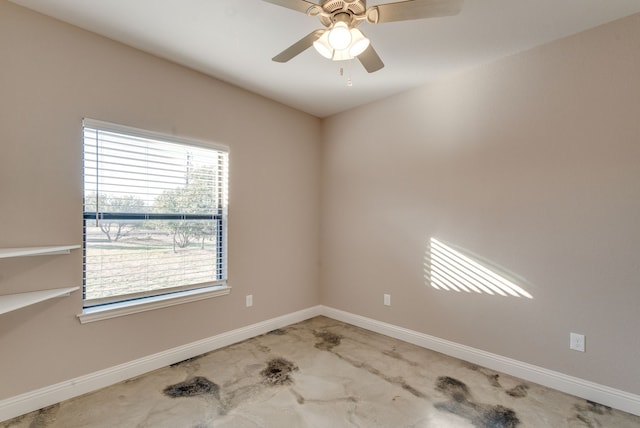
[82, 119, 228, 309]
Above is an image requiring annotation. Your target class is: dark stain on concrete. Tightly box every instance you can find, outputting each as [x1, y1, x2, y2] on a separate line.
[382, 349, 419, 367]
[170, 355, 203, 367]
[26, 404, 59, 428]
[574, 400, 613, 427]
[436, 376, 470, 403]
[314, 330, 342, 350]
[435, 376, 520, 428]
[505, 384, 529, 398]
[291, 388, 306, 404]
[324, 345, 426, 399]
[261, 358, 298, 386]
[466, 364, 502, 388]
[164, 376, 220, 399]
[267, 328, 287, 336]
[401, 381, 425, 398]
[485, 373, 501, 388]
[464, 362, 481, 370]
[585, 400, 612, 415]
[255, 343, 271, 353]
[476, 405, 520, 428]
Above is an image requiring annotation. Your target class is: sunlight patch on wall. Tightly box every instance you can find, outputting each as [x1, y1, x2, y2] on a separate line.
[424, 238, 533, 299]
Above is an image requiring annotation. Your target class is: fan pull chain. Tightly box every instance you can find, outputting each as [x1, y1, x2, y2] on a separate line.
[339, 61, 354, 87]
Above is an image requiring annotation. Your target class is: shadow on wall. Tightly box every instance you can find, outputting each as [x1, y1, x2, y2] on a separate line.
[424, 238, 533, 299]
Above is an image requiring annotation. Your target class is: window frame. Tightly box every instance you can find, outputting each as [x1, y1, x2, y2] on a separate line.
[80, 118, 229, 315]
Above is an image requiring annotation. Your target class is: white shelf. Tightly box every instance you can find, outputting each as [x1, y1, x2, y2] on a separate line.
[0, 287, 79, 315]
[1, 245, 81, 315]
[0, 245, 81, 259]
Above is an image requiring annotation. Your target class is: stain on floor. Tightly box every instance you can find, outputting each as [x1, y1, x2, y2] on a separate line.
[164, 376, 220, 399]
[466, 364, 502, 388]
[435, 376, 520, 428]
[506, 384, 529, 398]
[314, 330, 342, 350]
[574, 400, 614, 427]
[170, 355, 204, 368]
[477, 405, 520, 428]
[9, 404, 59, 428]
[436, 376, 470, 403]
[260, 358, 298, 386]
[382, 348, 420, 367]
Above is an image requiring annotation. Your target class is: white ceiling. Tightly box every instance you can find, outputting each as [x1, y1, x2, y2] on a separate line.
[10, 0, 640, 117]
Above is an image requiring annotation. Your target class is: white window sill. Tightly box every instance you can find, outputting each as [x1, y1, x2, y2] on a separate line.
[77, 285, 230, 324]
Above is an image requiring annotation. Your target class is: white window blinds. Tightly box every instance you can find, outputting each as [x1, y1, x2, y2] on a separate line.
[82, 119, 228, 307]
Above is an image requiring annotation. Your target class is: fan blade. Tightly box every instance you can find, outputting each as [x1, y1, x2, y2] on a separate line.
[262, 0, 318, 14]
[371, 0, 463, 23]
[273, 30, 325, 63]
[358, 44, 384, 73]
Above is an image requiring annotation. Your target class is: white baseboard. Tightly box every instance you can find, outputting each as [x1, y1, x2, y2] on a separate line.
[0, 305, 323, 422]
[320, 305, 640, 417]
[2, 304, 639, 422]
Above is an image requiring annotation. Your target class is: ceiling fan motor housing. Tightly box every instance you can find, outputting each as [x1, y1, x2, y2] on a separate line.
[317, 0, 367, 27]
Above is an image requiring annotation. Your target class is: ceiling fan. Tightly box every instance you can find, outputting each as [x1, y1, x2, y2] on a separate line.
[263, 0, 463, 73]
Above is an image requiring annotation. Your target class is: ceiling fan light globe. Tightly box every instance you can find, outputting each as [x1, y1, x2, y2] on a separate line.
[332, 48, 354, 61]
[349, 28, 370, 57]
[328, 22, 352, 50]
[313, 32, 333, 59]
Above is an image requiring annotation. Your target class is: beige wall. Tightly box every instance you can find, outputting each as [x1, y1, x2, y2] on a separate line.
[2, 0, 639, 405]
[0, 1, 320, 399]
[321, 13, 640, 394]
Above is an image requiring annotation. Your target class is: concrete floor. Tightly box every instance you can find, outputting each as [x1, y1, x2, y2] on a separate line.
[2, 316, 639, 427]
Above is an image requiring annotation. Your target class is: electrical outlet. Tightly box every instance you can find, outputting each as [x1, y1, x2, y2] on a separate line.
[383, 294, 391, 306]
[570, 332, 585, 352]
[246, 294, 253, 308]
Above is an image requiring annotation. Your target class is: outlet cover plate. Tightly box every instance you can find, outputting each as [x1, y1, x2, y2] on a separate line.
[570, 332, 585, 352]
[383, 294, 391, 306]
